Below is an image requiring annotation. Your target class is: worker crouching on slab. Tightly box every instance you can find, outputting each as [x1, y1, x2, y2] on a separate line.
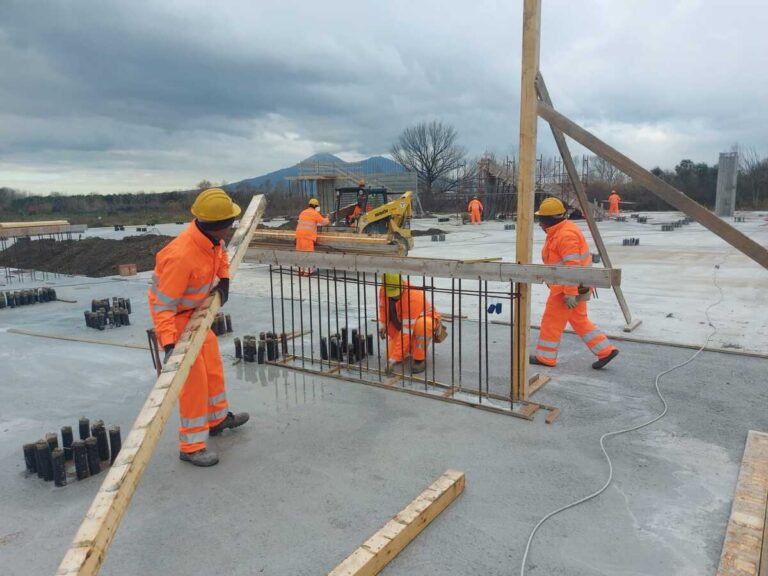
[378, 273, 446, 374]
[148, 188, 250, 467]
[531, 198, 619, 370]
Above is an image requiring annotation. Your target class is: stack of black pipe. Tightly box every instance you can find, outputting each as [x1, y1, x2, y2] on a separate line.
[84, 297, 132, 330]
[21, 417, 122, 487]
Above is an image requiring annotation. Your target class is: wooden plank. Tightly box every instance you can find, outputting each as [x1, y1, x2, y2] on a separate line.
[527, 374, 551, 397]
[545, 408, 561, 424]
[717, 431, 768, 576]
[535, 72, 636, 327]
[537, 102, 768, 270]
[245, 248, 620, 288]
[328, 470, 465, 576]
[56, 195, 266, 576]
[514, 0, 541, 402]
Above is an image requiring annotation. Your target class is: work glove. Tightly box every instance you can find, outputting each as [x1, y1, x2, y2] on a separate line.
[163, 344, 175, 364]
[564, 295, 578, 309]
[212, 278, 229, 305]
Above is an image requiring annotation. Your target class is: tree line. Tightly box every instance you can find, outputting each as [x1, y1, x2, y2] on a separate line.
[2, 121, 767, 223]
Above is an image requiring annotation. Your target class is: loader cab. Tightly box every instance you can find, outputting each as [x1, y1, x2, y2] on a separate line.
[334, 185, 389, 226]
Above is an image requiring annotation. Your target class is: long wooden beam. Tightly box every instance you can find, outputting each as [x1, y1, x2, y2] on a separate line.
[514, 0, 542, 401]
[537, 102, 768, 270]
[717, 430, 768, 576]
[245, 247, 620, 288]
[535, 72, 636, 328]
[56, 195, 266, 576]
[328, 470, 465, 576]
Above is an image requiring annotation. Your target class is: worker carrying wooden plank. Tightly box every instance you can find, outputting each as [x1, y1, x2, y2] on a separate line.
[531, 197, 619, 370]
[468, 195, 484, 224]
[378, 273, 447, 374]
[148, 188, 250, 467]
[296, 197, 331, 252]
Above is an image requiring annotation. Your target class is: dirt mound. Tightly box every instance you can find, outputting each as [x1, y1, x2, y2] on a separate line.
[0, 235, 173, 277]
[411, 228, 448, 237]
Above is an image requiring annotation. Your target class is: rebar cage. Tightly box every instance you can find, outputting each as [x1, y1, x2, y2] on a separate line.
[256, 264, 538, 417]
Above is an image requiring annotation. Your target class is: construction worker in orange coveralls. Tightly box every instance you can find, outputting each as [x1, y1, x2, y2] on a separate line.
[608, 190, 621, 217]
[378, 273, 442, 374]
[530, 197, 619, 370]
[349, 193, 371, 226]
[296, 197, 330, 276]
[468, 196, 483, 224]
[148, 188, 250, 467]
[296, 198, 330, 252]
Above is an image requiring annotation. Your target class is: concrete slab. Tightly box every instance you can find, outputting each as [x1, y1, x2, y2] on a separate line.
[1, 271, 766, 575]
[410, 211, 768, 355]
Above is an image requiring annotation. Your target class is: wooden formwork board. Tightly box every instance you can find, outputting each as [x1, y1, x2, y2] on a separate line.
[717, 430, 768, 576]
[56, 195, 266, 576]
[328, 470, 465, 576]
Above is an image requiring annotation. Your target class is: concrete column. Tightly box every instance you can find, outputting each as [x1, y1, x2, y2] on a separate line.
[715, 152, 738, 217]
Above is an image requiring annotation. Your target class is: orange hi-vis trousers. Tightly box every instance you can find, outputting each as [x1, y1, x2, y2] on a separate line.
[535, 292, 616, 366]
[470, 209, 481, 224]
[176, 314, 229, 453]
[386, 315, 435, 363]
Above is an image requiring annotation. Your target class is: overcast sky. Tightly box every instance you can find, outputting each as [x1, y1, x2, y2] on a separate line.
[1, 0, 766, 195]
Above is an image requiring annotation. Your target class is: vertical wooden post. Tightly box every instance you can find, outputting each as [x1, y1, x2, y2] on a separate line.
[513, 0, 541, 401]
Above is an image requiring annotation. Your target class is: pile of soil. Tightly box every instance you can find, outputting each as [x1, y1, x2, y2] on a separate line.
[411, 228, 448, 237]
[0, 235, 173, 277]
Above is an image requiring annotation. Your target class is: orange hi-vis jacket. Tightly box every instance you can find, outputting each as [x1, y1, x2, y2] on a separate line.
[541, 219, 591, 297]
[468, 199, 483, 214]
[608, 192, 621, 210]
[148, 222, 229, 348]
[296, 207, 328, 242]
[378, 282, 441, 334]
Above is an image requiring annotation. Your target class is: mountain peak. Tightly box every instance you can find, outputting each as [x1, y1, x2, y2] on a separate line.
[301, 153, 343, 164]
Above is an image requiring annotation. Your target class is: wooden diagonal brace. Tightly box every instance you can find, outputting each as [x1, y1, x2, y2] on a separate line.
[56, 195, 266, 576]
[537, 101, 768, 271]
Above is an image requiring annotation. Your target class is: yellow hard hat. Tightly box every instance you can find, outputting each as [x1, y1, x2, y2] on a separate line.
[534, 197, 566, 217]
[191, 188, 241, 221]
[308, 198, 320, 207]
[357, 179, 366, 187]
[382, 273, 403, 298]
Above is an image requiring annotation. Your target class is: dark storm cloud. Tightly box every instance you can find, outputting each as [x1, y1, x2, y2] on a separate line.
[0, 0, 766, 193]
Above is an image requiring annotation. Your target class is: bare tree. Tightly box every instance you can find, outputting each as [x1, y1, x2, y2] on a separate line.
[390, 121, 467, 198]
[197, 179, 213, 191]
[738, 146, 768, 207]
[588, 155, 627, 187]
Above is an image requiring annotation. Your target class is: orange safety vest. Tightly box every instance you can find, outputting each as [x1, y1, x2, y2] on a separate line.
[378, 282, 441, 333]
[541, 219, 591, 297]
[468, 199, 483, 213]
[296, 207, 328, 242]
[148, 222, 229, 347]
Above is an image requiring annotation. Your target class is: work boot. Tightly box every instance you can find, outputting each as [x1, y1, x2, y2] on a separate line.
[179, 448, 219, 467]
[209, 411, 250, 436]
[592, 349, 619, 370]
[529, 354, 549, 367]
[411, 360, 426, 374]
